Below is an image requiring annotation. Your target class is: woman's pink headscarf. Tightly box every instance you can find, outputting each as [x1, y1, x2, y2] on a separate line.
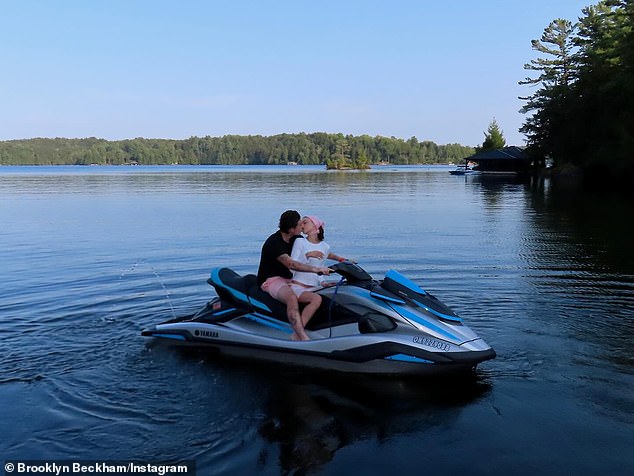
[306, 215, 324, 230]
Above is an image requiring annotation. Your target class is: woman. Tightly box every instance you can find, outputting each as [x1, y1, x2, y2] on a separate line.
[289, 216, 347, 333]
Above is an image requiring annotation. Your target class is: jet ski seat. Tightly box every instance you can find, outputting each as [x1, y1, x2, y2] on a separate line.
[208, 267, 292, 321]
[246, 283, 289, 319]
[209, 268, 253, 301]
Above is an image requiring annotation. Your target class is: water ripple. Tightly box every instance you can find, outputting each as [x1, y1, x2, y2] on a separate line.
[2, 167, 634, 473]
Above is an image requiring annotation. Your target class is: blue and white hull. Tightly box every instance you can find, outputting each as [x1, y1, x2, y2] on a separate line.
[142, 263, 495, 376]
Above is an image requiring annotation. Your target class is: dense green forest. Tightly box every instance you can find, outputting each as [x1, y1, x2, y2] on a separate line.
[0, 134, 473, 167]
[520, 0, 634, 179]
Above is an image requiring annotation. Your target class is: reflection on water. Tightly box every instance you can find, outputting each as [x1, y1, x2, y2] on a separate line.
[257, 372, 491, 474]
[1, 166, 633, 474]
[524, 176, 634, 366]
[162, 349, 492, 475]
[259, 375, 488, 472]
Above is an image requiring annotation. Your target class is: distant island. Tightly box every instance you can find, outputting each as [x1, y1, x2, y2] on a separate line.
[0, 133, 474, 167]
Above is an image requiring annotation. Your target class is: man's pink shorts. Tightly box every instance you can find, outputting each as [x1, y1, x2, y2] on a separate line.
[261, 276, 292, 300]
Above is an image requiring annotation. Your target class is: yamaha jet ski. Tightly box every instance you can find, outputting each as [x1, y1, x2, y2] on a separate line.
[141, 262, 495, 376]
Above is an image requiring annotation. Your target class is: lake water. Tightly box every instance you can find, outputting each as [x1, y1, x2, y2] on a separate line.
[1, 165, 633, 475]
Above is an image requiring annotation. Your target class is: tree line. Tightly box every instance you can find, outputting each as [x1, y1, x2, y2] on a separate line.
[520, 0, 634, 179]
[0, 133, 474, 167]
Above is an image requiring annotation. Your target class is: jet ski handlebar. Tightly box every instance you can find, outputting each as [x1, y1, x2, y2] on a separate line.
[326, 261, 373, 283]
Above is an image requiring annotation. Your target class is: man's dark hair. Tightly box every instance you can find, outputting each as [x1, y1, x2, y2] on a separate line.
[279, 210, 300, 233]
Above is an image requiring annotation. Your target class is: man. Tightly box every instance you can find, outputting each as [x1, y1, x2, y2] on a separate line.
[257, 210, 330, 341]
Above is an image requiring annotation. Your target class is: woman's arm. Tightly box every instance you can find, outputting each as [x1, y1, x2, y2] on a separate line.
[278, 254, 330, 275]
[327, 252, 346, 262]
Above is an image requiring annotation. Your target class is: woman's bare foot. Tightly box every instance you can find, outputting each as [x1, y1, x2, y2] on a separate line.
[290, 332, 310, 341]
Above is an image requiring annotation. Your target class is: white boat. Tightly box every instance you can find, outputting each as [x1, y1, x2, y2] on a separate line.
[449, 165, 478, 175]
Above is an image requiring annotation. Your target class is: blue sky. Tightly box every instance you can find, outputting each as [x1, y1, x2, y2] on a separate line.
[1, 1, 592, 146]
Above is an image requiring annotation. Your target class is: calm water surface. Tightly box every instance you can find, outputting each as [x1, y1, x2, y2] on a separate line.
[1, 165, 633, 475]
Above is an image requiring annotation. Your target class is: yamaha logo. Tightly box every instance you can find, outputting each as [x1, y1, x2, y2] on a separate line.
[194, 329, 219, 338]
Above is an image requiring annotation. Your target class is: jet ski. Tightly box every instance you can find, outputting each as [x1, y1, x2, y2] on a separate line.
[141, 262, 495, 376]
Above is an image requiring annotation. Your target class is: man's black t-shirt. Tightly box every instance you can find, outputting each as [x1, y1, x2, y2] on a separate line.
[256, 231, 301, 285]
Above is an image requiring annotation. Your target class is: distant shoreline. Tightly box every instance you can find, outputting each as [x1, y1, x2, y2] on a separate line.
[0, 163, 456, 168]
[0, 134, 474, 167]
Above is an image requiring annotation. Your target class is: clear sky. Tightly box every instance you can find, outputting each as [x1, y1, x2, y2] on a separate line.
[1, 1, 592, 146]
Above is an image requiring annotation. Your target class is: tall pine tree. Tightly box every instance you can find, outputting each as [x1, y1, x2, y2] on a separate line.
[479, 119, 506, 151]
[520, 1, 634, 178]
[519, 19, 577, 163]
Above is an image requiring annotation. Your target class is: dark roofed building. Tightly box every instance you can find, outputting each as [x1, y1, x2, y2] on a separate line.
[463, 146, 543, 173]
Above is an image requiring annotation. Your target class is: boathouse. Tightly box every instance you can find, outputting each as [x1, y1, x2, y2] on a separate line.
[462, 146, 542, 173]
